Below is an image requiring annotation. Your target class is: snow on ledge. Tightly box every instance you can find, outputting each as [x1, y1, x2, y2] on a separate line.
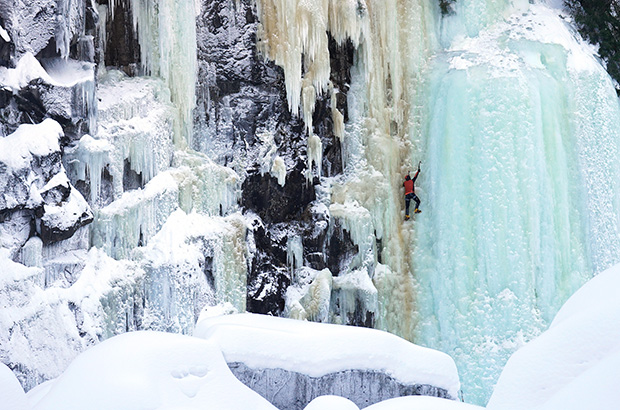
[194, 313, 461, 399]
[0, 119, 62, 171]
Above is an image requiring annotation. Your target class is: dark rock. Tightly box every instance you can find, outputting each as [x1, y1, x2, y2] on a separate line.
[246, 217, 291, 316]
[229, 362, 454, 410]
[102, 0, 141, 74]
[565, 0, 620, 93]
[195, 0, 358, 317]
[123, 159, 144, 191]
[326, 220, 359, 277]
[0, 16, 14, 68]
[241, 161, 315, 224]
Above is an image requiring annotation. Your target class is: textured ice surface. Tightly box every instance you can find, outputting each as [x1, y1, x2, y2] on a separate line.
[412, 3, 620, 403]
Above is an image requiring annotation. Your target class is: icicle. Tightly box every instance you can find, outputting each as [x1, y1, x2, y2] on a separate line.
[127, 0, 197, 148]
[172, 150, 241, 217]
[286, 235, 304, 275]
[270, 156, 287, 186]
[306, 134, 323, 181]
[72, 134, 112, 204]
[331, 88, 344, 140]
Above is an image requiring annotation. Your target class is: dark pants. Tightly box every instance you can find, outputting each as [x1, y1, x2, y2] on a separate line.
[405, 193, 420, 215]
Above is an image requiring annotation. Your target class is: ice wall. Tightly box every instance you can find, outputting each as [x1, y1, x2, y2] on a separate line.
[412, 2, 620, 404]
[255, 0, 620, 404]
[255, 0, 438, 338]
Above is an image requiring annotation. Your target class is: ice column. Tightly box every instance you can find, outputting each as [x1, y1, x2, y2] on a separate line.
[126, 0, 197, 147]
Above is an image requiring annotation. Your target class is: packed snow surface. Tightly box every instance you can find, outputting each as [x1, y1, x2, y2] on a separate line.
[26, 331, 277, 410]
[487, 262, 620, 410]
[0, 363, 28, 410]
[194, 313, 461, 399]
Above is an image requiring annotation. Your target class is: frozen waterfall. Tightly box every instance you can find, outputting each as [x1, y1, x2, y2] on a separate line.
[256, 0, 620, 404]
[411, 1, 620, 404]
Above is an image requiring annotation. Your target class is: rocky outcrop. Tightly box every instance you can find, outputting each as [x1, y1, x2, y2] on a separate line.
[565, 0, 620, 93]
[230, 363, 453, 410]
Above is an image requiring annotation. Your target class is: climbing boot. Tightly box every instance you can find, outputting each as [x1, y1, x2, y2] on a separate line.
[414, 208, 421, 214]
[405, 214, 410, 221]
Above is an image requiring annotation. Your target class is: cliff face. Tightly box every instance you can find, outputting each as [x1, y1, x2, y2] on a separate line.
[195, 0, 355, 317]
[0, 0, 373, 390]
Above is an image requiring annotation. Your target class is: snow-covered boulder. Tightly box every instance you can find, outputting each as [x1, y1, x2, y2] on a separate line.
[194, 313, 461, 409]
[487, 263, 620, 410]
[27, 331, 278, 410]
[0, 119, 93, 253]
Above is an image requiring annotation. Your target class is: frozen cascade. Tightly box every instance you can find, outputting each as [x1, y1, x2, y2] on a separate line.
[256, 0, 437, 342]
[412, 2, 620, 404]
[91, 171, 180, 260]
[122, 0, 198, 147]
[132, 210, 249, 332]
[255, 0, 620, 404]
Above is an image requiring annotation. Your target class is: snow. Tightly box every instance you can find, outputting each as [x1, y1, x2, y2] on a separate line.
[0, 53, 94, 92]
[0, 363, 28, 410]
[193, 313, 461, 399]
[486, 262, 620, 410]
[0, 53, 52, 91]
[0, 119, 62, 171]
[41, 188, 92, 231]
[365, 396, 483, 410]
[27, 331, 277, 410]
[304, 395, 359, 410]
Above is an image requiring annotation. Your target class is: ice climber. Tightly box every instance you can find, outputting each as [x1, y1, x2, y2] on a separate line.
[404, 163, 421, 220]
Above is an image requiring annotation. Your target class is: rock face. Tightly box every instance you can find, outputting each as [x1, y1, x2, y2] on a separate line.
[196, 0, 358, 318]
[229, 363, 453, 410]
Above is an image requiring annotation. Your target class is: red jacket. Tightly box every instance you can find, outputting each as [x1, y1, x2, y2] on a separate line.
[404, 171, 419, 195]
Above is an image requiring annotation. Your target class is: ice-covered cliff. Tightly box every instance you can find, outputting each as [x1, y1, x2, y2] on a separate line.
[1, 0, 620, 406]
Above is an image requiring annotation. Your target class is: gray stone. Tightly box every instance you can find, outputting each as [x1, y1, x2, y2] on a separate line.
[229, 362, 453, 410]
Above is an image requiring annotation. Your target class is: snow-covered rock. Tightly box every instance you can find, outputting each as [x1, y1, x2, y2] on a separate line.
[0, 120, 93, 253]
[487, 263, 620, 410]
[194, 313, 461, 409]
[0, 53, 96, 138]
[26, 331, 278, 410]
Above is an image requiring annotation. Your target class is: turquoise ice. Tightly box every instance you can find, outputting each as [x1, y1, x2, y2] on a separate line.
[412, 2, 620, 404]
